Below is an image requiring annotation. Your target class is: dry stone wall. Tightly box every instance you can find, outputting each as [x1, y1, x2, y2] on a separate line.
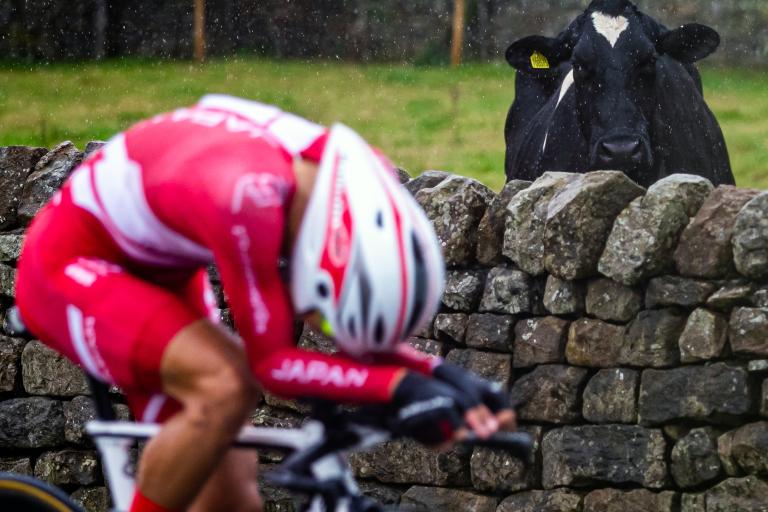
[0, 142, 767, 512]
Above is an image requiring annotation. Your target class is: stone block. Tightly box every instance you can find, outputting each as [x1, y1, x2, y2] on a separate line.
[729, 307, 768, 357]
[679, 308, 728, 363]
[544, 171, 645, 280]
[598, 174, 713, 285]
[34, 450, 99, 486]
[645, 275, 716, 309]
[566, 318, 624, 368]
[638, 363, 752, 425]
[707, 280, 755, 312]
[583, 489, 678, 512]
[543, 275, 586, 315]
[496, 490, 582, 512]
[511, 365, 588, 424]
[619, 309, 686, 368]
[405, 170, 450, 195]
[0, 145, 48, 229]
[470, 425, 541, 493]
[415, 175, 494, 267]
[754, 285, 768, 308]
[296, 324, 336, 354]
[400, 486, 496, 512]
[479, 266, 532, 315]
[258, 463, 296, 511]
[350, 439, 470, 486]
[0, 336, 25, 391]
[406, 337, 445, 357]
[0, 397, 64, 448]
[0, 233, 23, 262]
[503, 172, 580, 275]
[433, 313, 468, 344]
[71, 486, 110, 512]
[733, 191, 768, 280]
[476, 179, 531, 265]
[582, 368, 639, 424]
[0, 457, 32, 476]
[541, 425, 667, 489]
[83, 140, 106, 158]
[671, 427, 723, 488]
[717, 422, 768, 477]
[513, 316, 569, 368]
[442, 269, 486, 312]
[0, 263, 15, 297]
[65, 396, 131, 445]
[674, 186, 760, 278]
[703, 476, 768, 512]
[445, 349, 512, 388]
[357, 482, 403, 507]
[762, 379, 768, 418]
[22, 340, 89, 396]
[681, 493, 705, 512]
[585, 278, 642, 322]
[18, 141, 83, 224]
[465, 313, 514, 352]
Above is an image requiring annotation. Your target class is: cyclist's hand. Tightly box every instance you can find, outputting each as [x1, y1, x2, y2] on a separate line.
[433, 362, 517, 439]
[391, 371, 468, 446]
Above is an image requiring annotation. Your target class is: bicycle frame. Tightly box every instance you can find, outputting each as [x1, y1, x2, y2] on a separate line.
[87, 418, 390, 512]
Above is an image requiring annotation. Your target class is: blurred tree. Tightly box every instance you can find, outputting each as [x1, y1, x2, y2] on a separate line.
[451, 0, 466, 66]
[93, 0, 107, 60]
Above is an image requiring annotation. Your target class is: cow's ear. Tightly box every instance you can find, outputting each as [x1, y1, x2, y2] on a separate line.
[657, 24, 720, 63]
[506, 35, 569, 74]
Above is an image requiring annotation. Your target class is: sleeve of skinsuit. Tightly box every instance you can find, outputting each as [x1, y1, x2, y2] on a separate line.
[370, 343, 441, 376]
[204, 162, 405, 404]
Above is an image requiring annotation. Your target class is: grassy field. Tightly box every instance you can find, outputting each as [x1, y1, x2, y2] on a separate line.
[0, 58, 766, 191]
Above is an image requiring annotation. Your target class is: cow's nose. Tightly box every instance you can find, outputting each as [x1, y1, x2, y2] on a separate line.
[595, 136, 645, 167]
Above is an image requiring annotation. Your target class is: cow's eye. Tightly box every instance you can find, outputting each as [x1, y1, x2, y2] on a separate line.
[573, 61, 593, 81]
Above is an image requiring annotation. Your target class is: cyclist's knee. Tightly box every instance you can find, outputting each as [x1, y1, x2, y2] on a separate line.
[184, 363, 259, 430]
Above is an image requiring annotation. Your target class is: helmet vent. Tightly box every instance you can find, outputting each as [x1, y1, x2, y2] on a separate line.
[404, 231, 428, 336]
[375, 210, 384, 228]
[316, 283, 329, 298]
[373, 316, 385, 345]
[348, 318, 357, 338]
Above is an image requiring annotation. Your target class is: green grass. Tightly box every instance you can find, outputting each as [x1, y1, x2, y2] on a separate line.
[0, 58, 766, 191]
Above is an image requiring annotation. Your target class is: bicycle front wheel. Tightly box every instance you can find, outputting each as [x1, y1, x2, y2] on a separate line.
[0, 473, 84, 512]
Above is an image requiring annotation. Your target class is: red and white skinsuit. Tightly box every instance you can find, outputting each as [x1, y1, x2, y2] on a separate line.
[16, 95, 436, 421]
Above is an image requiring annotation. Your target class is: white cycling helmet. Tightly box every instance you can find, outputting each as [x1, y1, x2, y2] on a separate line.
[290, 124, 445, 357]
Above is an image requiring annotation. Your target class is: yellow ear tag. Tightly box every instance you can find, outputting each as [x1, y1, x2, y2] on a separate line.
[530, 51, 550, 69]
[320, 318, 334, 337]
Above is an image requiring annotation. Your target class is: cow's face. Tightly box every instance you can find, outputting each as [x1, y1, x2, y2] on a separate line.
[506, 0, 720, 175]
[572, 10, 658, 172]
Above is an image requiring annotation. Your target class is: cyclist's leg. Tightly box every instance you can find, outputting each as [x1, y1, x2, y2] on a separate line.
[132, 319, 260, 510]
[188, 449, 261, 512]
[132, 268, 262, 512]
[17, 255, 260, 511]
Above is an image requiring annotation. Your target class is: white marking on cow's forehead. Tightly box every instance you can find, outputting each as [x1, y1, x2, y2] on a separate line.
[591, 11, 629, 48]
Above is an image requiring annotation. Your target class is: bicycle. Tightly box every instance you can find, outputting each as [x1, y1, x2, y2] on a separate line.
[0, 306, 533, 512]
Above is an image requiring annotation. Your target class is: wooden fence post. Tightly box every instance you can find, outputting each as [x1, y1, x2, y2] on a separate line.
[194, 0, 206, 63]
[450, 0, 466, 67]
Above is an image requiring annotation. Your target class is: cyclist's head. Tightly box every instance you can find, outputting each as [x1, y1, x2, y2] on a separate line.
[290, 124, 445, 357]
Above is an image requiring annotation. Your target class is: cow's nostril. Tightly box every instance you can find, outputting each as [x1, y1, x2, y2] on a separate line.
[596, 136, 645, 167]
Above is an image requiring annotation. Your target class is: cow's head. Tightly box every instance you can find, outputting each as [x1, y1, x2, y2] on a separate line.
[506, 0, 720, 174]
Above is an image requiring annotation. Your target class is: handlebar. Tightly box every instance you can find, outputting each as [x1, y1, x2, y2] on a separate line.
[266, 402, 534, 501]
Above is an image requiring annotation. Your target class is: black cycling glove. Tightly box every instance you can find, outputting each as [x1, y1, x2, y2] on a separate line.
[432, 362, 509, 413]
[391, 372, 468, 445]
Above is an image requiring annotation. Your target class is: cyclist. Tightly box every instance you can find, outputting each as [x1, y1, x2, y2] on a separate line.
[15, 95, 516, 512]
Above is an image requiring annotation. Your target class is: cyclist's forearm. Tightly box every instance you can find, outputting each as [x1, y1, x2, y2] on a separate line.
[369, 342, 442, 376]
[253, 348, 405, 403]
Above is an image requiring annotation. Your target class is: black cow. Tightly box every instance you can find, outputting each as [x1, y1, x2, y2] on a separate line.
[503, 0, 734, 187]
